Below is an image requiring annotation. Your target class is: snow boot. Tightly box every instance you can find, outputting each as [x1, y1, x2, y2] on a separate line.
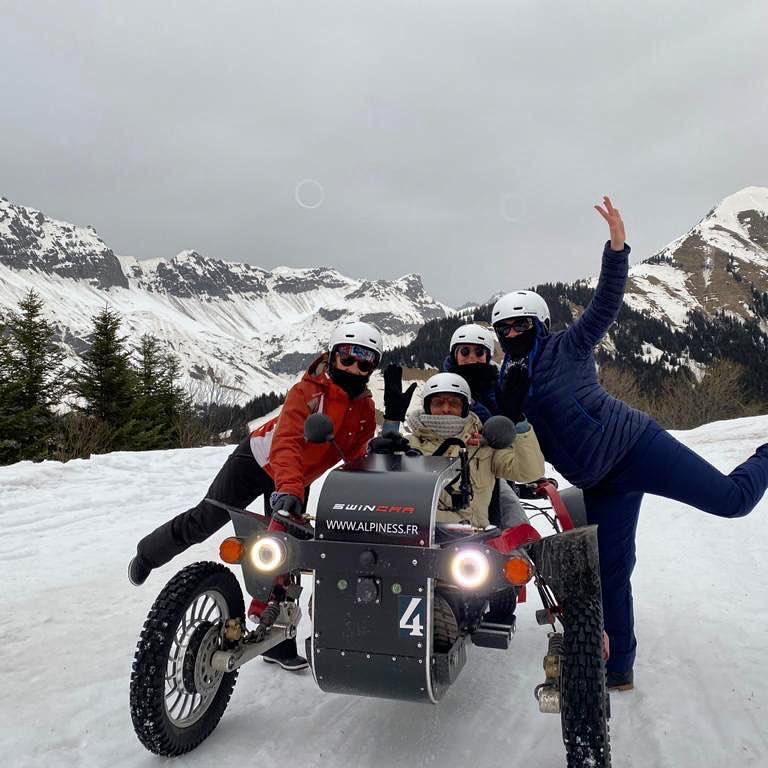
[262, 638, 309, 671]
[606, 668, 634, 691]
[128, 554, 152, 586]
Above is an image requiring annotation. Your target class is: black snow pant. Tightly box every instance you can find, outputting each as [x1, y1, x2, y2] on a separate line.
[584, 420, 768, 675]
[137, 436, 276, 568]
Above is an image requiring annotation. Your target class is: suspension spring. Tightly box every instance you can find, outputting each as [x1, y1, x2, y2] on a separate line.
[249, 601, 282, 643]
[547, 631, 564, 657]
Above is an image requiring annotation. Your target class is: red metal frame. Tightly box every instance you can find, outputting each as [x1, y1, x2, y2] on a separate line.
[533, 479, 575, 531]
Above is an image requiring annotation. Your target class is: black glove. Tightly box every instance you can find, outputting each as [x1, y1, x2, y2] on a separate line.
[270, 493, 304, 518]
[498, 362, 529, 423]
[383, 364, 418, 422]
[369, 433, 411, 454]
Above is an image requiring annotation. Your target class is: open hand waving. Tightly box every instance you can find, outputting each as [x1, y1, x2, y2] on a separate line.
[594, 195, 626, 251]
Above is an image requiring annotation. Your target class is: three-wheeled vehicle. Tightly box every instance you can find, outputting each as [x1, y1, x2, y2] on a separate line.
[130, 414, 611, 767]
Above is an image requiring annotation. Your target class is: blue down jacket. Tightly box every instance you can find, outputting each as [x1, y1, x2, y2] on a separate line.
[499, 242, 651, 488]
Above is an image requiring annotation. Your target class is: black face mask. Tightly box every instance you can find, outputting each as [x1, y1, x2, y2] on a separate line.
[447, 360, 497, 395]
[499, 327, 536, 359]
[328, 365, 369, 398]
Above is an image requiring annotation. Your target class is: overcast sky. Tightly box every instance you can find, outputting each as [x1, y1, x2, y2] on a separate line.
[2, 0, 767, 306]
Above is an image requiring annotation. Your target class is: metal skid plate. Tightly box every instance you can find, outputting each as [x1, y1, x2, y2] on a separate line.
[313, 649, 430, 702]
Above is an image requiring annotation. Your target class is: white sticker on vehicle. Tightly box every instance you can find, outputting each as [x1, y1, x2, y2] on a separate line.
[398, 596, 425, 637]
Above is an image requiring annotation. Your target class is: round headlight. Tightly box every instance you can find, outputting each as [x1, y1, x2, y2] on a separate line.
[450, 549, 490, 590]
[250, 537, 287, 572]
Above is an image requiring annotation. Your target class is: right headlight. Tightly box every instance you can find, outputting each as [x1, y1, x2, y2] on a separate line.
[450, 549, 491, 589]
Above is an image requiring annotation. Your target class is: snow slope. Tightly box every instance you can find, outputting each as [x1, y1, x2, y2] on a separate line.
[1, 416, 767, 767]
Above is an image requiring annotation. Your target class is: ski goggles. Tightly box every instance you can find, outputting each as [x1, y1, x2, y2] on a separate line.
[333, 344, 379, 373]
[455, 344, 490, 359]
[495, 317, 535, 336]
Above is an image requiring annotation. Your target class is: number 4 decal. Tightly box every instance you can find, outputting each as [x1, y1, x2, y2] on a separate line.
[398, 596, 425, 637]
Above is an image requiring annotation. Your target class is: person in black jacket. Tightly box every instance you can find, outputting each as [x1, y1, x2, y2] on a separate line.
[493, 197, 768, 690]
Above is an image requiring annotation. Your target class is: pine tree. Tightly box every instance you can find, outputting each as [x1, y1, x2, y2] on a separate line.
[69, 307, 136, 448]
[125, 334, 190, 450]
[0, 290, 65, 464]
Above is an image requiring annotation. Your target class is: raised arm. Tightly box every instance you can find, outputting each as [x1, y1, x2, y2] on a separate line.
[564, 196, 631, 355]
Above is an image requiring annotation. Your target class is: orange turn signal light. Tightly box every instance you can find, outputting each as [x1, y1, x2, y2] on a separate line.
[219, 537, 244, 564]
[504, 555, 534, 586]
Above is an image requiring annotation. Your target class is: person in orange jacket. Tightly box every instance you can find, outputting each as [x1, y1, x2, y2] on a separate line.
[128, 321, 382, 670]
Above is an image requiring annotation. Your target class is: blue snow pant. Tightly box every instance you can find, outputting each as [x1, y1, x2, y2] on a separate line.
[584, 420, 768, 674]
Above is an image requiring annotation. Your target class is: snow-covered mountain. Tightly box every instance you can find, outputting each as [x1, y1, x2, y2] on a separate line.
[621, 186, 768, 328]
[0, 197, 451, 400]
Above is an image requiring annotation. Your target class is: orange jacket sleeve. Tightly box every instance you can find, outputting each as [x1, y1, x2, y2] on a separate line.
[268, 383, 312, 498]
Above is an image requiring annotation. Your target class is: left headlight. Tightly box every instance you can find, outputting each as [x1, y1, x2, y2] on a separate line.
[250, 536, 287, 572]
[450, 549, 490, 590]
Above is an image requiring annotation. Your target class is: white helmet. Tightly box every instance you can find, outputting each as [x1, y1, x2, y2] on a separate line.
[328, 321, 383, 360]
[422, 372, 472, 416]
[449, 323, 495, 357]
[492, 290, 550, 329]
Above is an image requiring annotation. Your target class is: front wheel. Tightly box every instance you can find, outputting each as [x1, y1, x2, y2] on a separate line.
[129, 561, 244, 757]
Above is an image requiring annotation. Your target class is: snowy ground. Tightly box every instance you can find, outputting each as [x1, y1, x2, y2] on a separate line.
[1, 416, 767, 768]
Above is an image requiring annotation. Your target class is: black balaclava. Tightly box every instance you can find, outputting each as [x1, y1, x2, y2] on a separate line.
[447, 359, 497, 396]
[496, 325, 536, 423]
[498, 326, 536, 359]
[328, 362, 370, 398]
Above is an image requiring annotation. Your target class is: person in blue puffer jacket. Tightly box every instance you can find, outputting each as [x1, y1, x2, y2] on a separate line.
[493, 196, 768, 692]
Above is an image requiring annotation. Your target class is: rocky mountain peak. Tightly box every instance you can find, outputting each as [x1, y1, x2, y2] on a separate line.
[0, 198, 128, 290]
[624, 186, 768, 326]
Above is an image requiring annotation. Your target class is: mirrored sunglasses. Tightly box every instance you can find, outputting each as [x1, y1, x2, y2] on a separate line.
[334, 344, 378, 373]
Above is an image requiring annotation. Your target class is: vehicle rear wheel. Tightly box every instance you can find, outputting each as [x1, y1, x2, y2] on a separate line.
[560, 593, 611, 767]
[130, 561, 244, 757]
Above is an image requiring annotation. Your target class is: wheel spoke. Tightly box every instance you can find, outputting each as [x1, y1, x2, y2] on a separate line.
[165, 660, 180, 683]
[197, 595, 211, 623]
[165, 690, 183, 717]
[180, 693, 195, 721]
[179, 693, 193, 720]
[202, 600, 219, 622]
[189, 596, 202, 623]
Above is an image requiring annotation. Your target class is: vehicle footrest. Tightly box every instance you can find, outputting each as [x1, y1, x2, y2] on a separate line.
[472, 619, 515, 649]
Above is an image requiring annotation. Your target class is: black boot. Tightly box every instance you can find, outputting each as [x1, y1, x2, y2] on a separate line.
[128, 554, 152, 586]
[262, 638, 309, 671]
[606, 668, 634, 691]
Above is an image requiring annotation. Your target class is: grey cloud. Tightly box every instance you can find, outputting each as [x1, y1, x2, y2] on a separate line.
[1, 0, 766, 305]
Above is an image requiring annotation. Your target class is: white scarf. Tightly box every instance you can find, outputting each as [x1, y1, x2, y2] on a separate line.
[407, 411, 470, 440]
